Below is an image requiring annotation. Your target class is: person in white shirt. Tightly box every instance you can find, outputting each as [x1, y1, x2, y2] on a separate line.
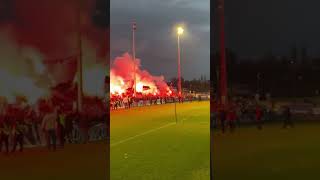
[41, 108, 58, 151]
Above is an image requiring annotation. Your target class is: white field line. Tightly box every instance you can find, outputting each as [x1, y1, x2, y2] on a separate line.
[111, 122, 176, 147]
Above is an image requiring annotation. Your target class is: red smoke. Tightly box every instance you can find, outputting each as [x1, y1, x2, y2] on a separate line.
[0, 0, 108, 59]
[14, 0, 79, 57]
[12, 0, 107, 81]
[0, 0, 108, 104]
[110, 53, 172, 97]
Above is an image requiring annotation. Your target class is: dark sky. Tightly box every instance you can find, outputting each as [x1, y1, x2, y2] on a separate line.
[92, 0, 109, 28]
[0, 0, 108, 27]
[221, 0, 320, 58]
[111, 0, 210, 80]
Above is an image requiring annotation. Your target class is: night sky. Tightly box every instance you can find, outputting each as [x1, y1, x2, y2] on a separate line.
[92, 0, 109, 28]
[219, 0, 320, 58]
[0, 0, 108, 28]
[111, 0, 210, 80]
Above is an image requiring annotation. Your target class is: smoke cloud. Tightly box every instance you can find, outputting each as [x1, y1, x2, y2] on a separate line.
[0, 0, 108, 104]
[110, 53, 171, 96]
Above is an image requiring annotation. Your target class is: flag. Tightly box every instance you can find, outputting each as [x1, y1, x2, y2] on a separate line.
[143, 86, 150, 91]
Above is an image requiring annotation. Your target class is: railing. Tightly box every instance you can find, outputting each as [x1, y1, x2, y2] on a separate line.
[17, 122, 108, 149]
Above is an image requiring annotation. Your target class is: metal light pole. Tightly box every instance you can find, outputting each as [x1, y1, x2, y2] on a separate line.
[177, 27, 184, 98]
[257, 72, 261, 94]
[218, 0, 227, 106]
[77, 0, 83, 112]
[132, 21, 137, 97]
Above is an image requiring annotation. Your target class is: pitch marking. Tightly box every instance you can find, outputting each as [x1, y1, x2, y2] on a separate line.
[111, 122, 176, 147]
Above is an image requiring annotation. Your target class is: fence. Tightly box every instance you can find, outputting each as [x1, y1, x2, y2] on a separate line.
[211, 102, 320, 128]
[18, 122, 108, 149]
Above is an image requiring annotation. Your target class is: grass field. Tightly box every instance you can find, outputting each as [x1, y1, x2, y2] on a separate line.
[213, 122, 320, 179]
[111, 101, 210, 180]
[0, 142, 108, 180]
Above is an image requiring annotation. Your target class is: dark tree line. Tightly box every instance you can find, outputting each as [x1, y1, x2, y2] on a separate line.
[170, 77, 210, 93]
[212, 48, 320, 98]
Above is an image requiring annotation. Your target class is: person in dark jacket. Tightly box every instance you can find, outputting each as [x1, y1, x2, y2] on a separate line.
[57, 109, 66, 148]
[227, 108, 236, 133]
[211, 103, 218, 129]
[283, 106, 293, 128]
[0, 119, 10, 154]
[65, 112, 73, 143]
[12, 120, 27, 153]
[220, 108, 227, 133]
[79, 112, 89, 144]
[255, 105, 263, 130]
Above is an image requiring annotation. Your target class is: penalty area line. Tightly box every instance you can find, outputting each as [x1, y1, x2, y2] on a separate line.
[110, 122, 176, 148]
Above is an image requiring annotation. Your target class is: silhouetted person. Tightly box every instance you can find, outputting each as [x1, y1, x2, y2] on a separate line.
[0, 119, 10, 154]
[255, 105, 263, 130]
[283, 106, 293, 128]
[198, 95, 201, 102]
[65, 112, 73, 143]
[33, 111, 42, 144]
[24, 115, 36, 145]
[227, 108, 236, 133]
[12, 120, 26, 153]
[211, 104, 218, 129]
[79, 113, 89, 144]
[57, 110, 66, 148]
[220, 109, 226, 133]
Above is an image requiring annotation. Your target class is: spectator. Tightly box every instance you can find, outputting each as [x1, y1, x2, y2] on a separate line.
[72, 112, 80, 143]
[211, 103, 218, 129]
[33, 111, 42, 145]
[255, 105, 263, 130]
[227, 108, 237, 133]
[79, 112, 89, 144]
[57, 110, 66, 148]
[283, 106, 293, 128]
[0, 119, 10, 154]
[41, 108, 58, 151]
[220, 108, 227, 133]
[65, 112, 73, 143]
[11, 120, 27, 153]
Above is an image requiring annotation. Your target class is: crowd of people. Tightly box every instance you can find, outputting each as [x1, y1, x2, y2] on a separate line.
[110, 94, 206, 110]
[0, 101, 107, 155]
[211, 97, 294, 133]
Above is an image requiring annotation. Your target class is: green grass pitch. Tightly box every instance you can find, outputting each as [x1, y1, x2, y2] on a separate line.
[213, 122, 320, 179]
[111, 101, 210, 180]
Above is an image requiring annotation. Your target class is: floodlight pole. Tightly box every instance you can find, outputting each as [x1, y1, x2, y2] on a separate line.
[218, 0, 227, 107]
[132, 21, 137, 97]
[177, 34, 182, 98]
[77, 0, 83, 113]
